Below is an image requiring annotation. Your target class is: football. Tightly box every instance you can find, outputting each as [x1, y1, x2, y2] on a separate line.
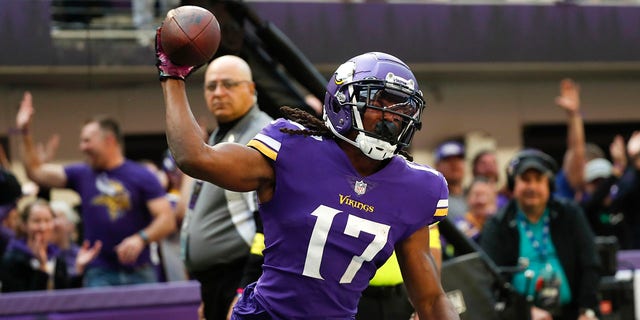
[160, 5, 221, 66]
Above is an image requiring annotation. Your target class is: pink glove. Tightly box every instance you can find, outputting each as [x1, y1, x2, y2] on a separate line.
[155, 27, 200, 81]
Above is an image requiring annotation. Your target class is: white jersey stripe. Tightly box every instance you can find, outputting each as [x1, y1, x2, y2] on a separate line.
[254, 133, 281, 152]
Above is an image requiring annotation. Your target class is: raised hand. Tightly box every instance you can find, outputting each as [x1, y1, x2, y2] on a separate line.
[555, 78, 580, 115]
[627, 131, 640, 159]
[76, 240, 102, 274]
[155, 27, 199, 81]
[16, 91, 35, 130]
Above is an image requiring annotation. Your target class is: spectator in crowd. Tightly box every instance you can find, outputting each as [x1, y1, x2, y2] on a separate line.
[178, 55, 272, 320]
[0, 199, 101, 292]
[471, 149, 510, 209]
[157, 42, 458, 319]
[553, 78, 587, 201]
[481, 149, 600, 320]
[50, 200, 82, 277]
[0, 168, 23, 257]
[578, 132, 640, 250]
[472, 149, 499, 184]
[435, 140, 467, 221]
[579, 137, 629, 248]
[454, 177, 497, 244]
[607, 132, 640, 249]
[159, 152, 189, 282]
[15, 91, 176, 287]
[139, 157, 188, 282]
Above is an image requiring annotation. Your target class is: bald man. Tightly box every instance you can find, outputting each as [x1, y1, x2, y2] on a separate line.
[178, 55, 273, 320]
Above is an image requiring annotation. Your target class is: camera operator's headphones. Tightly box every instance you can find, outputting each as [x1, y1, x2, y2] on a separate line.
[506, 149, 559, 192]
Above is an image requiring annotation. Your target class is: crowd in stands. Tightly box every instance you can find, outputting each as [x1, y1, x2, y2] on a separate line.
[435, 78, 640, 320]
[1, 65, 639, 320]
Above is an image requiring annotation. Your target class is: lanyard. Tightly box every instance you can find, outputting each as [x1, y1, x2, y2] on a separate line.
[518, 212, 551, 261]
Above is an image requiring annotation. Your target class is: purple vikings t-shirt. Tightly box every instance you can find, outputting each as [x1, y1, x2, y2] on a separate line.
[64, 160, 166, 270]
[238, 119, 449, 319]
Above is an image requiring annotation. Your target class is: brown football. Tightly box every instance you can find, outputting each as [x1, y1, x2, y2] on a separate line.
[160, 5, 221, 66]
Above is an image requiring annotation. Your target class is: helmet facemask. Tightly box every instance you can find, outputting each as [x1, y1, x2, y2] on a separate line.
[326, 74, 425, 160]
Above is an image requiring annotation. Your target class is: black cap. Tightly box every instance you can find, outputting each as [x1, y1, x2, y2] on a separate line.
[515, 158, 553, 176]
[0, 169, 22, 206]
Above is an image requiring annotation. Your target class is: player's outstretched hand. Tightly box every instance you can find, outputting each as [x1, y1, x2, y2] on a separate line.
[155, 27, 200, 81]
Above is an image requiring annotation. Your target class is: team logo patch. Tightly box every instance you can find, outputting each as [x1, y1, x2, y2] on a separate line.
[354, 180, 367, 195]
[92, 174, 131, 220]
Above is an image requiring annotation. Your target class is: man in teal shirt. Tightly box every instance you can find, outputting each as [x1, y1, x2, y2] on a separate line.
[481, 149, 600, 320]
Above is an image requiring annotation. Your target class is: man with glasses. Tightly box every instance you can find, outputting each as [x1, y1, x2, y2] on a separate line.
[178, 55, 273, 320]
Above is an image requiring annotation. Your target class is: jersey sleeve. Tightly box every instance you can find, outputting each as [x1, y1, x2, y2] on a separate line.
[431, 173, 449, 225]
[136, 165, 167, 202]
[63, 163, 85, 190]
[246, 118, 299, 162]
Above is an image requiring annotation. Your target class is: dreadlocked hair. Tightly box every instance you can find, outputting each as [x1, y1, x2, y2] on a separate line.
[279, 106, 414, 162]
[279, 106, 332, 137]
[398, 149, 414, 162]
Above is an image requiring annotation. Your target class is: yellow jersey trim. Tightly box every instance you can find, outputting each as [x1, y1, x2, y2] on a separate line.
[247, 140, 277, 161]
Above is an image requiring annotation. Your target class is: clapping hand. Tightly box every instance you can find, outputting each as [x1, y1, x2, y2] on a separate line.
[75, 240, 102, 274]
[28, 232, 49, 272]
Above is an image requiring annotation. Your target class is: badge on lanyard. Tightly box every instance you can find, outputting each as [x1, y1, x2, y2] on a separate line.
[534, 263, 561, 311]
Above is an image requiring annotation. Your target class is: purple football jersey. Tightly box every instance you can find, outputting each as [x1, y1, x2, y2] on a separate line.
[64, 160, 166, 270]
[238, 119, 448, 319]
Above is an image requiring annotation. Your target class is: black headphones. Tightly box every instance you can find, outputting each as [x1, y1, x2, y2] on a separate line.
[506, 149, 559, 191]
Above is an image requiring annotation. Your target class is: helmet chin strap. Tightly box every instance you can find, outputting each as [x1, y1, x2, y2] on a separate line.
[351, 105, 397, 160]
[354, 133, 395, 160]
[323, 106, 397, 161]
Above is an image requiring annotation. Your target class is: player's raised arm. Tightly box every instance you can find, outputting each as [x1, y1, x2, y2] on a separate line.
[157, 28, 272, 193]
